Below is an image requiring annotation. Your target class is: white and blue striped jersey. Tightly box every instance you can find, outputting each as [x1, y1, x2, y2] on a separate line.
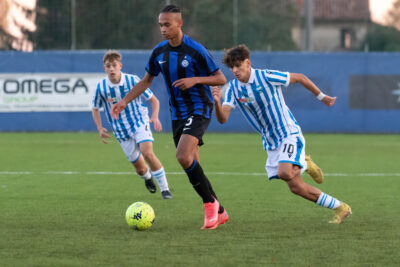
[222, 68, 301, 151]
[92, 72, 154, 142]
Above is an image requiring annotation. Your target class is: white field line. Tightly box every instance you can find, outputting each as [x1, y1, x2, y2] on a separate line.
[0, 171, 400, 177]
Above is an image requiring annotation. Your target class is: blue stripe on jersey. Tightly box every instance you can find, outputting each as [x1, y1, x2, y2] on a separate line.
[248, 81, 279, 147]
[287, 109, 300, 126]
[274, 85, 290, 128]
[169, 51, 188, 118]
[182, 54, 208, 117]
[109, 83, 129, 139]
[93, 83, 101, 108]
[126, 76, 141, 132]
[253, 70, 281, 145]
[226, 81, 234, 103]
[143, 89, 150, 99]
[102, 79, 122, 140]
[238, 86, 269, 143]
[134, 100, 145, 125]
[232, 80, 263, 135]
[267, 77, 287, 84]
[260, 71, 288, 138]
[119, 78, 137, 131]
[270, 71, 287, 78]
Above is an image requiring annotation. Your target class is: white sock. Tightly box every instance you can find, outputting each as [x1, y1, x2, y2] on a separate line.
[151, 167, 169, 192]
[139, 167, 152, 180]
[316, 192, 341, 209]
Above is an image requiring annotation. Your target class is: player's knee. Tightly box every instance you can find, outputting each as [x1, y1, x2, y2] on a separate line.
[176, 152, 192, 169]
[142, 150, 155, 163]
[277, 169, 294, 180]
[133, 161, 147, 176]
[135, 167, 147, 176]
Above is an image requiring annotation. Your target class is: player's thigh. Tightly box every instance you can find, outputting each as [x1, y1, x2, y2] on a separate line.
[278, 135, 306, 168]
[265, 149, 280, 180]
[120, 138, 141, 163]
[176, 134, 199, 159]
[134, 122, 154, 145]
[134, 123, 155, 154]
[265, 134, 306, 180]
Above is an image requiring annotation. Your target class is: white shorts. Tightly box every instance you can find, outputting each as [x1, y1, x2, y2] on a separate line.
[119, 123, 154, 163]
[265, 133, 307, 180]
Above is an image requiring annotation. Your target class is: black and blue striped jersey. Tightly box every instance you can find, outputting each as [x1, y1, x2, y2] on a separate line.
[146, 34, 219, 120]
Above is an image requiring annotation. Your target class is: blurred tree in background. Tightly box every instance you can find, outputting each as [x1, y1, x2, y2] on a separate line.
[32, 0, 299, 51]
[360, 0, 400, 51]
[362, 23, 400, 51]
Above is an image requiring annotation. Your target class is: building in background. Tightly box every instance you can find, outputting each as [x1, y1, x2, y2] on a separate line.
[292, 0, 371, 51]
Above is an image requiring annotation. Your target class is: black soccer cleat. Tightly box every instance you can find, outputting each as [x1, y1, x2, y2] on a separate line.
[145, 178, 157, 193]
[161, 190, 173, 199]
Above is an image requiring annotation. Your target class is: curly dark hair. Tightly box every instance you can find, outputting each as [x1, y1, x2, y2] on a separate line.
[222, 44, 250, 68]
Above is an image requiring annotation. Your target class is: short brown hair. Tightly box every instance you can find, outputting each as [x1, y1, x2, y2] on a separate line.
[222, 44, 250, 68]
[103, 50, 122, 64]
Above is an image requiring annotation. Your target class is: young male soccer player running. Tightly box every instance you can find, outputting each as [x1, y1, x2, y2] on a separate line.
[92, 50, 172, 199]
[112, 5, 228, 229]
[212, 44, 351, 224]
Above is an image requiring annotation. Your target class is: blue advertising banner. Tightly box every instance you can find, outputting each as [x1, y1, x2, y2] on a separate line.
[0, 51, 400, 133]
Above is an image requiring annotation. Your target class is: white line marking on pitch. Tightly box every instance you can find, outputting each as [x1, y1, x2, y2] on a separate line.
[1, 171, 400, 177]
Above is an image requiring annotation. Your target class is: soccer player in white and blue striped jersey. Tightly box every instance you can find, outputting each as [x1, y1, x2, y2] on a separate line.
[92, 50, 172, 199]
[212, 44, 351, 224]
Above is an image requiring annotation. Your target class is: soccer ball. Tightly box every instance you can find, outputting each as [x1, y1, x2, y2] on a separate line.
[125, 202, 155, 230]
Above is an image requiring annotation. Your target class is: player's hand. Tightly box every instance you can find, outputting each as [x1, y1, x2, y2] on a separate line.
[172, 77, 197, 90]
[98, 127, 111, 144]
[111, 100, 127, 119]
[321, 95, 337, 107]
[211, 86, 221, 103]
[150, 117, 162, 132]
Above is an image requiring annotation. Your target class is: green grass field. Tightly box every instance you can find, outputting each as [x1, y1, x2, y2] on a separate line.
[1, 132, 399, 266]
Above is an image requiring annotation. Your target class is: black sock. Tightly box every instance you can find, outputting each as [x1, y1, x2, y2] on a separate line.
[204, 176, 224, 213]
[184, 160, 214, 203]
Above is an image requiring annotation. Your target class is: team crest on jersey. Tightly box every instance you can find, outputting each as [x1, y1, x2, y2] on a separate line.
[237, 97, 252, 103]
[255, 85, 263, 91]
[106, 97, 118, 103]
[181, 59, 189, 68]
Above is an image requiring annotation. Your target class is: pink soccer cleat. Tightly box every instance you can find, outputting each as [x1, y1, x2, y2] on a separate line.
[201, 199, 219, 229]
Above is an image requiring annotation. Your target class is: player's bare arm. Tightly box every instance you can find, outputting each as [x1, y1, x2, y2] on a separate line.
[91, 108, 111, 144]
[211, 86, 233, 124]
[111, 73, 155, 119]
[290, 73, 336, 107]
[172, 70, 226, 90]
[148, 95, 162, 132]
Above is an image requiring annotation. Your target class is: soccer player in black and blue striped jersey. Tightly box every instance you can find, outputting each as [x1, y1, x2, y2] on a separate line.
[112, 4, 228, 229]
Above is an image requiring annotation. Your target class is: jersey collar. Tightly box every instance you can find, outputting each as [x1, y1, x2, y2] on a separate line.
[238, 68, 256, 86]
[106, 72, 125, 88]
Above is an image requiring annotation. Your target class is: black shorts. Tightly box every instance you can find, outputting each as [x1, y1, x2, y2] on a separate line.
[172, 115, 211, 147]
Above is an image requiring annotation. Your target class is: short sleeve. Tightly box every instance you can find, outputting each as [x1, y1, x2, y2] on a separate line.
[142, 88, 154, 101]
[92, 83, 103, 109]
[222, 82, 236, 109]
[196, 44, 219, 76]
[264, 69, 290, 87]
[145, 48, 161, 76]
